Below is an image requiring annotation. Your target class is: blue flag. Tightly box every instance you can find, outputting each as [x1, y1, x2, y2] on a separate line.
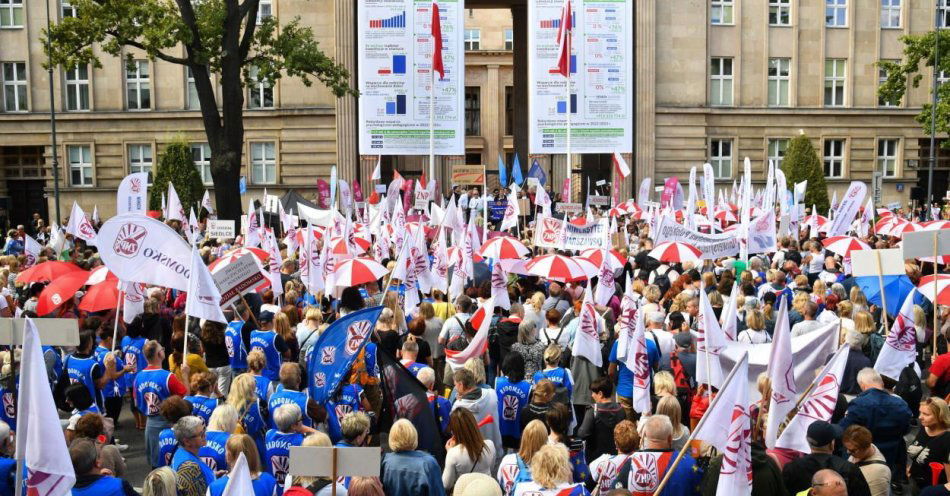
[512, 154, 524, 186]
[498, 155, 508, 188]
[527, 159, 547, 186]
[239, 176, 247, 195]
[307, 306, 384, 405]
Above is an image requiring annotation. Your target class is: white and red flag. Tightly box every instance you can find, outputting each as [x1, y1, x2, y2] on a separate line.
[16, 317, 76, 496]
[613, 152, 630, 179]
[446, 297, 494, 370]
[23, 234, 41, 268]
[552, 0, 573, 77]
[776, 344, 850, 453]
[166, 182, 186, 223]
[490, 260, 511, 310]
[765, 297, 797, 449]
[500, 187, 520, 232]
[185, 245, 227, 324]
[696, 284, 726, 387]
[201, 190, 214, 215]
[66, 201, 98, 246]
[874, 289, 920, 380]
[572, 288, 602, 367]
[629, 308, 651, 414]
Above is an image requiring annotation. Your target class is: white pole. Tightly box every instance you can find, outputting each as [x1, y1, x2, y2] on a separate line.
[430, 45, 436, 189]
[566, 60, 572, 203]
[111, 290, 124, 351]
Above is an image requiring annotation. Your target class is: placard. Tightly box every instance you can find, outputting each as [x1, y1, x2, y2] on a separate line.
[528, 0, 634, 154]
[289, 446, 381, 478]
[357, 0, 464, 155]
[414, 189, 432, 210]
[555, 202, 583, 215]
[901, 229, 950, 260]
[534, 215, 610, 250]
[375, 184, 388, 194]
[488, 200, 507, 222]
[212, 254, 266, 307]
[518, 197, 530, 213]
[451, 165, 485, 186]
[653, 215, 740, 260]
[263, 194, 281, 213]
[851, 248, 905, 278]
[207, 219, 235, 239]
[587, 195, 610, 207]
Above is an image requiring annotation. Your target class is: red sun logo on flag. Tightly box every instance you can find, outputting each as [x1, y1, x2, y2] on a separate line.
[345, 320, 372, 355]
[320, 346, 336, 365]
[800, 374, 839, 421]
[115, 222, 147, 258]
[130, 177, 142, 193]
[720, 405, 752, 477]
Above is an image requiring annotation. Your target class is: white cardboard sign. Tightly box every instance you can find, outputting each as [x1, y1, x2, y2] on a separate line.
[289, 446, 381, 478]
[212, 254, 266, 307]
[901, 229, 950, 260]
[851, 248, 905, 277]
[207, 220, 236, 239]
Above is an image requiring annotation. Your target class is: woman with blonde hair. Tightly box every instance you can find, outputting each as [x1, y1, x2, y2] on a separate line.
[850, 287, 869, 314]
[286, 432, 347, 495]
[199, 404, 239, 473]
[909, 397, 950, 491]
[246, 350, 274, 402]
[295, 306, 325, 357]
[142, 467, 177, 496]
[346, 477, 385, 496]
[375, 307, 401, 358]
[655, 396, 690, 452]
[382, 291, 407, 333]
[738, 310, 771, 344]
[523, 292, 547, 333]
[442, 408, 496, 491]
[652, 371, 676, 398]
[381, 419, 445, 495]
[226, 373, 267, 457]
[274, 312, 299, 361]
[532, 345, 574, 397]
[207, 434, 277, 496]
[431, 290, 456, 321]
[513, 444, 586, 495]
[497, 420, 548, 495]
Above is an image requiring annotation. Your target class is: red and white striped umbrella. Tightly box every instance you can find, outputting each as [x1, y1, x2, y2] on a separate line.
[525, 254, 591, 282]
[923, 220, 950, 231]
[478, 236, 529, 260]
[332, 257, 389, 287]
[578, 248, 626, 269]
[85, 266, 117, 286]
[892, 222, 924, 238]
[822, 236, 871, 257]
[209, 247, 270, 290]
[647, 241, 702, 264]
[874, 217, 905, 236]
[714, 209, 738, 224]
[608, 200, 641, 217]
[802, 214, 829, 227]
[918, 274, 950, 306]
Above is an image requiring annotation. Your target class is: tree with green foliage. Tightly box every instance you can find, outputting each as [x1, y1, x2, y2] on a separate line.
[149, 138, 205, 216]
[878, 30, 950, 143]
[781, 134, 830, 213]
[45, 0, 355, 221]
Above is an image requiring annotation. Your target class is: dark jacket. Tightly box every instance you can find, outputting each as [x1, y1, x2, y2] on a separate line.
[520, 401, 552, 430]
[578, 401, 626, 462]
[702, 442, 788, 496]
[782, 453, 872, 496]
[838, 388, 913, 466]
[490, 317, 521, 365]
[840, 349, 872, 396]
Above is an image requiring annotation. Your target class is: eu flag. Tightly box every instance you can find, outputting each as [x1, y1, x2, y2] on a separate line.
[306, 306, 384, 405]
[239, 176, 247, 195]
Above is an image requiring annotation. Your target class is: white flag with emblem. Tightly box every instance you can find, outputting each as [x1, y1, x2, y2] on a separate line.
[615, 274, 638, 363]
[696, 283, 726, 388]
[500, 188, 520, 231]
[874, 289, 919, 380]
[571, 288, 602, 367]
[65, 201, 98, 245]
[201, 190, 214, 214]
[594, 249, 619, 307]
[116, 172, 150, 215]
[166, 182, 186, 223]
[185, 245, 226, 324]
[629, 308, 651, 414]
[776, 344, 849, 453]
[765, 297, 797, 449]
[491, 260, 511, 310]
[23, 234, 41, 268]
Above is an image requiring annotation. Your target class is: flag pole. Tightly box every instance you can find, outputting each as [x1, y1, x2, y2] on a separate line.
[111, 290, 124, 351]
[565, 52, 572, 204]
[429, 49, 436, 194]
[875, 250, 891, 334]
[934, 232, 940, 361]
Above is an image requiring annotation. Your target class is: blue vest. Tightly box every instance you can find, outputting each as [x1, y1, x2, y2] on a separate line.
[267, 389, 311, 429]
[249, 330, 281, 381]
[42, 347, 62, 386]
[242, 400, 267, 438]
[70, 476, 124, 496]
[330, 383, 363, 420]
[0, 457, 14, 496]
[254, 375, 272, 403]
[120, 336, 147, 376]
[264, 430, 304, 489]
[65, 354, 100, 408]
[226, 321, 248, 370]
[532, 367, 573, 396]
[172, 446, 216, 487]
[0, 384, 15, 433]
[495, 377, 531, 438]
[199, 430, 230, 473]
[157, 428, 178, 467]
[185, 395, 217, 424]
[134, 368, 173, 417]
[94, 347, 125, 399]
[208, 473, 277, 496]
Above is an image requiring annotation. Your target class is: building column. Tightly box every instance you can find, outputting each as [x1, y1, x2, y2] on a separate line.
[635, 0, 656, 186]
[484, 64, 501, 182]
[335, 0, 358, 183]
[511, 5, 529, 171]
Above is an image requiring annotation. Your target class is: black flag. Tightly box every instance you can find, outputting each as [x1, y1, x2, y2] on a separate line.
[377, 350, 445, 464]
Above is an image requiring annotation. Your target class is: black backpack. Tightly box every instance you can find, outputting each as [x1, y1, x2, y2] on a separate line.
[896, 363, 922, 417]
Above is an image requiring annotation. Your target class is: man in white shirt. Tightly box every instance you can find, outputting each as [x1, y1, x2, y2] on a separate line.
[645, 312, 675, 369]
[791, 301, 825, 337]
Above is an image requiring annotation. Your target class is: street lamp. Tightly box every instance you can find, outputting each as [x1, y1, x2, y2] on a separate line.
[45, 0, 61, 226]
[929, 13, 942, 220]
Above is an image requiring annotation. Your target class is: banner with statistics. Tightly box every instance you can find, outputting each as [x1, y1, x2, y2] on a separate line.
[357, 0, 464, 155]
[527, 0, 634, 154]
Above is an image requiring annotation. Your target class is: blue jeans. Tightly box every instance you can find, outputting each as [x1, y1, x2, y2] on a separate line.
[145, 415, 170, 468]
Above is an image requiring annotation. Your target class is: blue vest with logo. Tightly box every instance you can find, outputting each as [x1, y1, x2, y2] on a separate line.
[66, 354, 100, 408]
[157, 428, 178, 466]
[134, 368, 173, 417]
[264, 430, 304, 492]
[254, 375, 272, 403]
[226, 321, 248, 370]
[0, 383, 16, 433]
[267, 389, 311, 429]
[0, 457, 14, 496]
[199, 430, 230, 473]
[249, 330, 281, 381]
[121, 336, 147, 376]
[495, 377, 531, 438]
[532, 367, 573, 396]
[70, 475, 125, 496]
[94, 346, 125, 399]
[172, 445, 215, 487]
[184, 395, 217, 424]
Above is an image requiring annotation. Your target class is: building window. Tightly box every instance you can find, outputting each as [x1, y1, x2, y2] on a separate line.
[248, 66, 273, 109]
[464, 86, 481, 136]
[65, 65, 89, 111]
[823, 139, 845, 178]
[505, 86, 514, 136]
[878, 139, 899, 178]
[768, 139, 789, 168]
[504, 29, 513, 50]
[879, 64, 899, 107]
[711, 0, 733, 25]
[824, 59, 846, 107]
[880, 0, 900, 28]
[940, 0, 950, 28]
[186, 67, 200, 110]
[465, 152, 482, 165]
[768, 58, 790, 107]
[0, 0, 23, 28]
[464, 29, 480, 51]
[2, 62, 27, 112]
[250, 142, 276, 184]
[61, 0, 77, 18]
[941, 70, 950, 88]
[826, 0, 846, 27]
[710, 57, 733, 106]
[769, 0, 790, 26]
[67, 145, 93, 187]
[128, 144, 153, 183]
[257, 0, 272, 24]
[710, 139, 733, 179]
[191, 143, 213, 185]
[126, 59, 151, 110]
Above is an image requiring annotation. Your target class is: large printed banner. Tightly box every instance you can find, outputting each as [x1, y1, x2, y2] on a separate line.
[527, 0, 634, 154]
[654, 215, 741, 259]
[357, 0, 464, 155]
[534, 215, 610, 250]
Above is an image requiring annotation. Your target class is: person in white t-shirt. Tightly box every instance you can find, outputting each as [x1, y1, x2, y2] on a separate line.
[512, 444, 589, 496]
[588, 420, 638, 494]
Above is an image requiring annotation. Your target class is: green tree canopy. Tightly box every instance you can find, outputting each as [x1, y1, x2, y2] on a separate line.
[46, 0, 356, 221]
[149, 137, 204, 215]
[879, 30, 950, 141]
[781, 134, 830, 213]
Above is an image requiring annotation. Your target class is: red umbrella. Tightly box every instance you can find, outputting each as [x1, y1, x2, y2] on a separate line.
[648, 241, 702, 264]
[16, 261, 84, 283]
[80, 280, 120, 312]
[478, 236, 529, 260]
[85, 266, 117, 286]
[802, 214, 829, 227]
[892, 222, 923, 238]
[822, 236, 871, 257]
[918, 274, 950, 306]
[36, 270, 90, 315]
[922, 220, 950, 231]
[525, 254, 590, 282]
[332, 258, 389, 287]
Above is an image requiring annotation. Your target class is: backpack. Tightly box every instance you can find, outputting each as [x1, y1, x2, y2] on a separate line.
[297, 327, 320, 374]
[670, 350, 695, 398]
[896, 363, 922, 416]
[543, 326, 573, 369]
[350, 348, 379, 386]
[509, 455, 533, 495]
[445, 316, 470, 352]
[863, 331, 885, 364]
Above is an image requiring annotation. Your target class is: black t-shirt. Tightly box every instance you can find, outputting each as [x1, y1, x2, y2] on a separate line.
[399, 334, 431, 365]
[922, 484, 950, 496]
[909, 430, 950, 488]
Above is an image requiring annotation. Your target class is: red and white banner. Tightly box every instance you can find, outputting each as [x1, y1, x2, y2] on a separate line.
[694, 353, 752, 496]
[747, 209, 777, 254]
[874, 289, 919, 380]
[696, 284, 727, 388]
[572, 289, 602, 367]
[117, 172, 149, 215]
[446, 298, 494, 370]
[776, 344, 849, 453]
[66, 201, 97, 245]
[23, 234, 41, 268]
[827, 181, 868, 237]
[98, 214, 192, 291]
[765, 298, 796, 449]
[629, 308, 651, 414]
[185, 245, 227, 324]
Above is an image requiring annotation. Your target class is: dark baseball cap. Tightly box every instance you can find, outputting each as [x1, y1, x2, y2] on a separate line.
[258, 310, 275, 323]
[806, 421, 842, 447]
[673, 332, 693, 348]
